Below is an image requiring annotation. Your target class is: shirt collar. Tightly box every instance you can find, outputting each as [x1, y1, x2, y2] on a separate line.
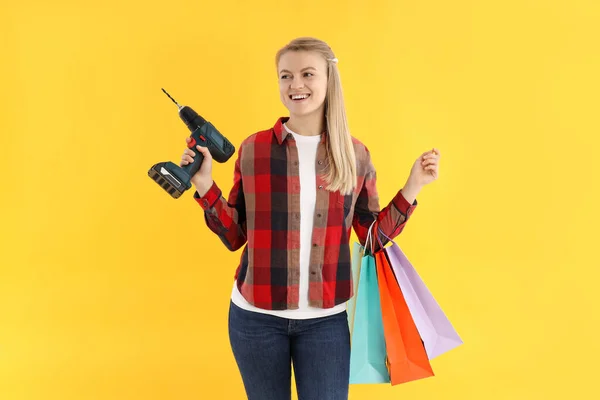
[272, 117, 328, 145]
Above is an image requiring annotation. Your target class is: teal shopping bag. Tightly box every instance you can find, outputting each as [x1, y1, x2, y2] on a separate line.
[348, 224, 390, 384]
[347, 241, 364, 339]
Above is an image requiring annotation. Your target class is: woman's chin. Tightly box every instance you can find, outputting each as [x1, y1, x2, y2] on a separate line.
[286, 102, 322, 118]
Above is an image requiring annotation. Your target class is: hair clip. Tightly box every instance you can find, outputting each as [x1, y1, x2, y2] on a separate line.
[328, 57, 338, 64]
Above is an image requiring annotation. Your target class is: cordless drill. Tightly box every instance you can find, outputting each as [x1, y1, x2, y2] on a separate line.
[148, 89, 236, 199]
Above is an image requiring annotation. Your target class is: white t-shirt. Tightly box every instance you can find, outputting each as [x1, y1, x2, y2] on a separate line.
[230, 123, 348, 319]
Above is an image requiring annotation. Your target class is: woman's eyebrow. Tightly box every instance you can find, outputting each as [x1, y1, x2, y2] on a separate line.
[279, 67, 317, 74]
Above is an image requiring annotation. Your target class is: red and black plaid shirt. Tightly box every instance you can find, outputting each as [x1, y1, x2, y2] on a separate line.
[194, 117, 417, 310]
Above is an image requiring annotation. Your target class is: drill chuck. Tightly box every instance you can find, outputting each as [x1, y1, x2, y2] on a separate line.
[179, 105, 207, 133]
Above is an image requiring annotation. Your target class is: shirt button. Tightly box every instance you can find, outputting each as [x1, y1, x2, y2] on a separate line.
[313, 243, 318, 247]
[294, 161, 298, 166]
[311, 271, 317, 275]
[318, 160, 323, 165]
[202, 200, 208, 207]
[318, 185, 323, 189]
[317, 213, 322, 218]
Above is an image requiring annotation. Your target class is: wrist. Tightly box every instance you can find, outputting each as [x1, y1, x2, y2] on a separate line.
[401, 178, 422, 204]
[194, 179, 213, 197]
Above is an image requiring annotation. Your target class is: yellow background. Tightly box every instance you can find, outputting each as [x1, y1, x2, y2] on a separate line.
[1, 0, 599, 399]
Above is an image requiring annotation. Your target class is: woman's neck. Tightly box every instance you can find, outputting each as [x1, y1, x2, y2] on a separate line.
[285, 112, 325, 137]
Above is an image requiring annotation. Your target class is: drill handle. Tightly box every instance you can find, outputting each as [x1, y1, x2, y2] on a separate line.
[182, 127, 207, 178]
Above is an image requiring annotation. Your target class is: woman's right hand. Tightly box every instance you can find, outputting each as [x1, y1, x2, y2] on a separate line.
[180, 137, 214, 195]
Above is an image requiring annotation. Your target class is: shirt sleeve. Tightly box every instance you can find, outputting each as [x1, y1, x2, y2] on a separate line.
[194, 144, 247, 251]
[352, 149, 417, 253]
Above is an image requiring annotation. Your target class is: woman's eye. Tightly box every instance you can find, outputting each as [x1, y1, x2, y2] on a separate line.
[281, 75, 289, 79]
[304, 72, 313, 77]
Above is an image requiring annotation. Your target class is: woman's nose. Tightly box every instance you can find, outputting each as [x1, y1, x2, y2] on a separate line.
[290, 77, 305, 89]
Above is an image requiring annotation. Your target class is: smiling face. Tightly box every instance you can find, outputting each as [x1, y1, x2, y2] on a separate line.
[278, 50, 329, 119]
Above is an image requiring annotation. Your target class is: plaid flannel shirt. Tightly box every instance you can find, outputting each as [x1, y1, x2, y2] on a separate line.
[194, 117, 417, 310]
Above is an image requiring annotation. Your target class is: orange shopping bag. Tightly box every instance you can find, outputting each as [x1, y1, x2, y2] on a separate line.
[374, 227, 435, 385]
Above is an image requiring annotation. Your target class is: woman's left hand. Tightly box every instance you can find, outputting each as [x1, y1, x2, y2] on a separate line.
[408, 148, 441, 187]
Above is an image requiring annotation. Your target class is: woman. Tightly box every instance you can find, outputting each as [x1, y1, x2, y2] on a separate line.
[180, 37, 440, 400]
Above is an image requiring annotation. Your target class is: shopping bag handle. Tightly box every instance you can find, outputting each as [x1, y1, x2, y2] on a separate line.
[374, 222, 398, 251]
[364, 219, 377, 255]
[365, 219, 391, 254]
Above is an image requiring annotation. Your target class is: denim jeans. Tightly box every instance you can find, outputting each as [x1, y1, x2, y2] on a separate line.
[228, 300, 351, 400]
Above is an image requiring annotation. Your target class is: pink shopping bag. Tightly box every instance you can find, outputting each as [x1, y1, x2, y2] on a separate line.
[376, 227, 463, 359]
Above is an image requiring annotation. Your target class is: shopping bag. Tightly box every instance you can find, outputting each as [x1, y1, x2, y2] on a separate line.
[374, 226, 434, 385]
[348, 222, 390, 384]
[378, 227, 463, 359]
[346, 240, 364, 339]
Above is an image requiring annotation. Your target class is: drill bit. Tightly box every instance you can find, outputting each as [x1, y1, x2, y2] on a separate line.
[161, 88, 183, 110]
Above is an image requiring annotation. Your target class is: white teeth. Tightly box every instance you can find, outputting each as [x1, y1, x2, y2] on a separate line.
[291, 94, 309, 100]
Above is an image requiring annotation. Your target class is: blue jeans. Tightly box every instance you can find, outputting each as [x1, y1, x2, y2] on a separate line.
[228, 300, 351, 400]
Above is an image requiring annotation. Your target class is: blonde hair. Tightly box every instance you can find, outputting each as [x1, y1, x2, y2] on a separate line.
[275, 37, 357, 195]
